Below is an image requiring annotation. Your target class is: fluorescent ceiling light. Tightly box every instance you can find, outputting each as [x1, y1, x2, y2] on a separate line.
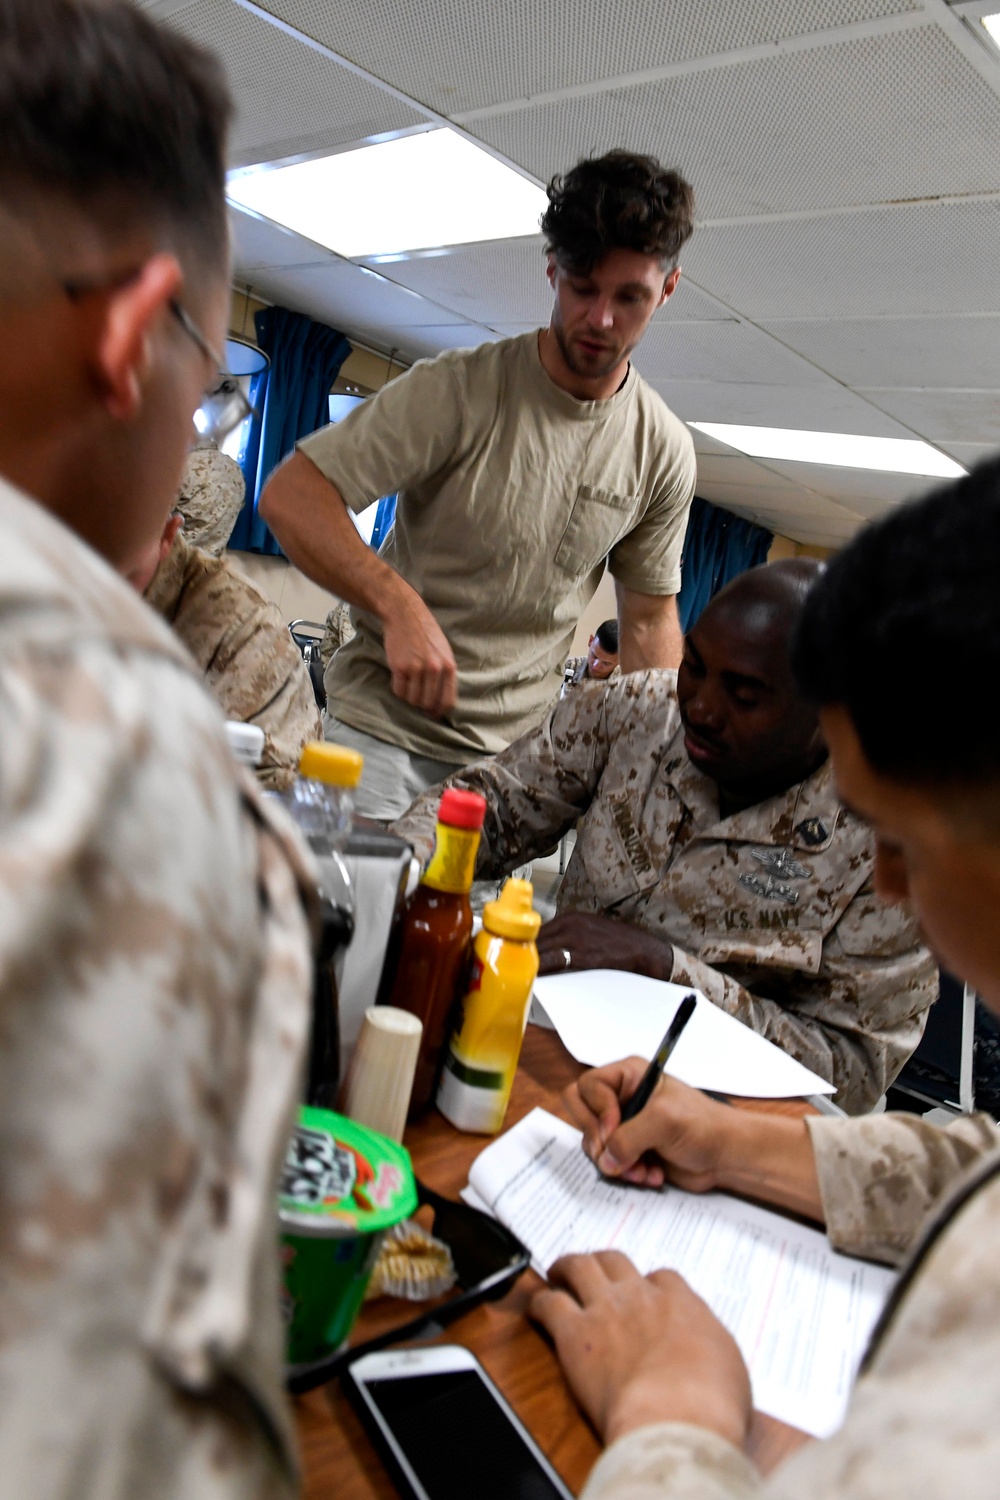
[227, 129, 547, 259]
[689, 423, 966, 478]
[982, 12, 1000, 46]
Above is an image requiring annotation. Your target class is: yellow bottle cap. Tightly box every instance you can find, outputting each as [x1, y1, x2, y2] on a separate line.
[482, 877, 541, 941]
[298, 741, 364, 789]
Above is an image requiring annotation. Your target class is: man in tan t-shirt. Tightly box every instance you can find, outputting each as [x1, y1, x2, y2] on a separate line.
[260, 150, 698, 818]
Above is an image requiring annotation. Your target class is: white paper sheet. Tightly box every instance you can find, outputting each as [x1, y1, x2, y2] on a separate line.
[533, 970, 836, 1098]
[468, 1107, 893, 1439]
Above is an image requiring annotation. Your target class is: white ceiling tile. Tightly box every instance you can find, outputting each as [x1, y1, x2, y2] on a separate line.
[693, 453, 805, 489]
[246, 261, 469, 344]
[634, 321, 826, 386]
[854, 388, 1000, 444]
[166, 0, 423, 166]
[755, 459, 936, 510]
[684, 200, 1000, 321]
[763, 315, 1000, 387]
[644, 379, 913, 435]
[936, 441, 998, 468]
[254, 0, 919, 118]
[229, 206, 335, 272]
[469, 26, 1000, 220]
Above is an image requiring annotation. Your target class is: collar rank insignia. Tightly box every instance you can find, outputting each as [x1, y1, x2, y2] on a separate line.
[750, 846, 811, 881]
[794, 817, 829, 847]
[739, 872, 800, 905]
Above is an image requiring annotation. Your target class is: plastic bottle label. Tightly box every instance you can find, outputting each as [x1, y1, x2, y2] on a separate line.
[422, 822, 480, 894]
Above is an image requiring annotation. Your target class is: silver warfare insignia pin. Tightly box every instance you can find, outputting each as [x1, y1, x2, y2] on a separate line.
[749, 846, 811, 881]
[738, 872, 800, 905]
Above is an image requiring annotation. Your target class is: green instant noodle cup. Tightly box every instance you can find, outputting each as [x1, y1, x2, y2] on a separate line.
[278, 1105, 417, 1369]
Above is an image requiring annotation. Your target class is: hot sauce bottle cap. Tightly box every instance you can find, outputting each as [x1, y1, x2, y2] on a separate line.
[437, 788, 487, 831]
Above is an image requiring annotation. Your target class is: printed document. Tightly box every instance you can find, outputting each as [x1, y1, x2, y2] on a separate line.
[466, 1107, 893, 1438]
[533, 970, 836, 1098]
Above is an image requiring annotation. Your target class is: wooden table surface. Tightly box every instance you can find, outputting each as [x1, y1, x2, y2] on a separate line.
[296, 1024, 816, 1498]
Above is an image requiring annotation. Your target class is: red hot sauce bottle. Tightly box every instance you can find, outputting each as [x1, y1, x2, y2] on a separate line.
[378, 788, 486, 1116]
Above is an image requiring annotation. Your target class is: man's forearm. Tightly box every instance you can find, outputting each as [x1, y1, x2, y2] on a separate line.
[258, 451, 412, 623]
[616, 585, 683, 671]
[714, 1111, 824, 1223]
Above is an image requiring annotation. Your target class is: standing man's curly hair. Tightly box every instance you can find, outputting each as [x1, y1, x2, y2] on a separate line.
[540, 150, 695, 275]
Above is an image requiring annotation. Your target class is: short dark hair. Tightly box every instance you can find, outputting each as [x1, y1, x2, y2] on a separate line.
[793, 454, 1000, 787]
[595, 618, 619, 654]
[541, 151, 695, 275]
[0, 0, 232, 269]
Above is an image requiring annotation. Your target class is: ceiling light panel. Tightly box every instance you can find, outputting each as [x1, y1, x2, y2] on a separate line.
[690, 422, 965, 476]
[227, 130, 547, 258]
[255, 0, 917, 117]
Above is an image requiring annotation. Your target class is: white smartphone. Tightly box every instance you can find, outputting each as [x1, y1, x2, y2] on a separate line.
[345, 1345, 575, 1500]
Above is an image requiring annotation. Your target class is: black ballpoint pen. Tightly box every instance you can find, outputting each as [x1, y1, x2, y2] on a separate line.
[618, 993, 698, 1123]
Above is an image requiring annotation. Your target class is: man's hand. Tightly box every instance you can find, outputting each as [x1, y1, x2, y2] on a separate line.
[381, 584, 458, 716]
[537, 912, 673, 978]
[531, 1251, 751, 1449]
[259, 453, 458, 717]
[564, 1060, 731, 1190]
[566, 1056, 826, 1221]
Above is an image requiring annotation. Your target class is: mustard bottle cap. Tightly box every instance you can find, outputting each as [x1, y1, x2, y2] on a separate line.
[298, 741, 364, 789]
[482, 877, 541, 941]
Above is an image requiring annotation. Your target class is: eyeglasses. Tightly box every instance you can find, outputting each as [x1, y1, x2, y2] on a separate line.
[62, 275, 255, 446]
[169, 298, 255, 446]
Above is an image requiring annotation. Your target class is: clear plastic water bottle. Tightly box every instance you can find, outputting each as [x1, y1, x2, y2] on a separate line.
[288, 741, 364, 855]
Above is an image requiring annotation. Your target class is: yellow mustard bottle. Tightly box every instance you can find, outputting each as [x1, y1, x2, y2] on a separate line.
[436, 878, 541, 1134]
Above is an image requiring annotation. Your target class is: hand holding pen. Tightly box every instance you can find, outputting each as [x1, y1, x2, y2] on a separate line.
[562, 997, 735, 1190]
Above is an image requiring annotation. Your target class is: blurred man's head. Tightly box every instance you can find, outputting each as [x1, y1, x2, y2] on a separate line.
[586, 619, 620, 679]
[794, 457, 1000, 1010]
[676, 561, 825, 805]
[0, 0, 232, 571]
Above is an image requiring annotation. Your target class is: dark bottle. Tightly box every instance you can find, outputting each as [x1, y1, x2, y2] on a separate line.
[378, 788, 486, 1115]
[286, 741, 364, 1110]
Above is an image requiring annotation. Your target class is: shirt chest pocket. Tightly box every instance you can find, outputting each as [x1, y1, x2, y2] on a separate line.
[554, 485, 638, 578]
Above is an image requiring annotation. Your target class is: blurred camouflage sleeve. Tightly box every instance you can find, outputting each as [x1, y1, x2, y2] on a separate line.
[669, 880, 938, 1114]
[808, 1109, 1000, 1264]
[147, 538, 321, 792]
[392, 680, 618, 872]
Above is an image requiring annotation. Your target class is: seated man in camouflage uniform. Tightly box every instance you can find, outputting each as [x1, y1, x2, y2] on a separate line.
[128, 495, 321, 791]
[0, 5, 312, 1497]
[561, 617, 621, 696]
[395, 561, 936, 1113]
[533, 457, 1000, 1500]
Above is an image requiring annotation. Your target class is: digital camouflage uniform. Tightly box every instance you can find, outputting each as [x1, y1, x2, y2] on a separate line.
[146, 530, 321, 792]
[582, 1109, 1000, 1500]
[560, 654, 621, 698]
[0, 475, 314, 1500]
[319, 601, 355, 672]
[394, 671, 936, 1112]
[177, 445, 246, 556]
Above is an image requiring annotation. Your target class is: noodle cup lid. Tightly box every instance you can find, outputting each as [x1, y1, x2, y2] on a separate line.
[277, 1106, 417, 1237]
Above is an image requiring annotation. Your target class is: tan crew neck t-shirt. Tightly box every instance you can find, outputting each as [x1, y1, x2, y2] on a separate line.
[298, 330, 695, 761]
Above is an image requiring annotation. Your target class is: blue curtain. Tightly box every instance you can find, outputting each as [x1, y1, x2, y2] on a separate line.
[229, 306, 351, 554]
[677, 497, 773, 632]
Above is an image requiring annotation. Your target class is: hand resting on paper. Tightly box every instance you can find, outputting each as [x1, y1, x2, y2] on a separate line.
[564, 1057, 826, 1220]
[530, 1250, 751, 1448]
[536, 912, 673, 978]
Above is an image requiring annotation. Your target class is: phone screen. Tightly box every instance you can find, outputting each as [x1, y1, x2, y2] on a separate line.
[364, 1370, 570, 1500]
